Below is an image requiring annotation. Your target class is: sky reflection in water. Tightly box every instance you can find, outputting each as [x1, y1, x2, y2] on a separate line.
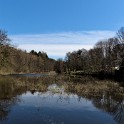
[0, 82, 117, 124]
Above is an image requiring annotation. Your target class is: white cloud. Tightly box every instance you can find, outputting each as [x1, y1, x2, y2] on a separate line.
[18, 44, 93, 58]
[10, 31, 116, 59]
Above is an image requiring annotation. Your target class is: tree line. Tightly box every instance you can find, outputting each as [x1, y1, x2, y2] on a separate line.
[0, 30, 55, 74]
[55, 27, 124, 75]
[0, 28, 124, 74]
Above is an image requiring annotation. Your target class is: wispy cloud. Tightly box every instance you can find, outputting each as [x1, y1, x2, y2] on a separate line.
[18, 44, 93, 58]
[10, 31, 116, 59]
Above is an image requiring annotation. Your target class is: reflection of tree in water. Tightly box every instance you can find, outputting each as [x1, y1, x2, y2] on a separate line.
[48, 75, 124, 124]
[64, 76, 124, 124]
[41, 86, 124, 124]
[0, 100, 10, 120]
[84, 91, 124, 124]
[0, 98, 17, 120]
[0, 75, 124, 123]
[0, 75, 57, 121]
[0, 77, 21, 121]
[113, 101, 124, 124]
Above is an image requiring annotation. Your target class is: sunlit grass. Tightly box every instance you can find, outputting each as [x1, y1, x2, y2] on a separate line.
[64, 80, 124, 97]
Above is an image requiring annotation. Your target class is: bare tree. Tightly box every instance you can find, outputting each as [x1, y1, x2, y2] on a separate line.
[0, 30, 10, 46]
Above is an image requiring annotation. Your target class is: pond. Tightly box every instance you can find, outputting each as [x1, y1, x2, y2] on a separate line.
[0, 74, 124, 124]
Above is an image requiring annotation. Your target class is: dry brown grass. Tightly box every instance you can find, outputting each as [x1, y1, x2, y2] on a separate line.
[64, 80, 124, 97]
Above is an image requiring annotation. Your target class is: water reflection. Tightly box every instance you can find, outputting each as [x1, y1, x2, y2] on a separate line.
[0, 75, 123, 124]
[0, 75, 56, 121]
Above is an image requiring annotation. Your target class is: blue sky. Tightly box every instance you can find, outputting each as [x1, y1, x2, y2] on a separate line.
[0, 0, 124, 58]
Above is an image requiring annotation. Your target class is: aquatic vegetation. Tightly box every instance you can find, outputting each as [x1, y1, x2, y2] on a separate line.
[64, 79, 124, 97]
[0, 75, 124, 123]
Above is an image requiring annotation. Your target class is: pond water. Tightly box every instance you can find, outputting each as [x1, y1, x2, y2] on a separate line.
[0, 75, 124, 124]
